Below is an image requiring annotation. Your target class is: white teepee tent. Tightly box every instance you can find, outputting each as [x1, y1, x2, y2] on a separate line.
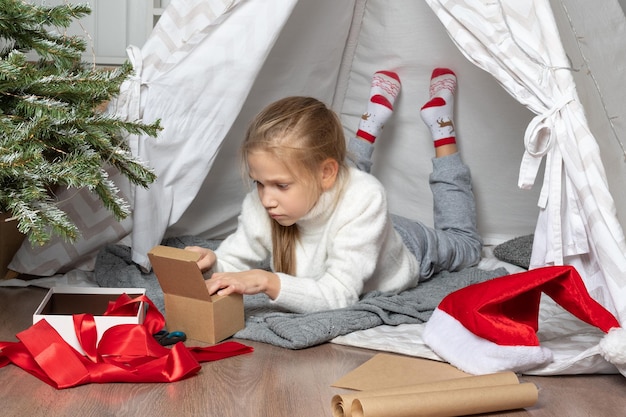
[9, 0, 626, 375]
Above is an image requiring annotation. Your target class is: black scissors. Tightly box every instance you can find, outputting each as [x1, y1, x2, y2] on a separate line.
[153, 329, 187, 346]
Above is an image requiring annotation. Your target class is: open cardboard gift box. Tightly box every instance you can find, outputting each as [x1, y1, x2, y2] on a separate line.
[148, 245, 245, 345]
[33, 287, 146, 355]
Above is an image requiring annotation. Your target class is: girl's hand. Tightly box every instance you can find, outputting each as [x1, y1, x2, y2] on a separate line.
[184, 246, 217, 272]
[205, 269, 280, 300]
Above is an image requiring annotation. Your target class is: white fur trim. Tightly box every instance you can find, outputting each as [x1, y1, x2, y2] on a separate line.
[599, 327, 626, 365]
[423, 308, 554, 375]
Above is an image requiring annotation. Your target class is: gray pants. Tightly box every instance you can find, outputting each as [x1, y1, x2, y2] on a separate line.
[348, 137, 482, 280]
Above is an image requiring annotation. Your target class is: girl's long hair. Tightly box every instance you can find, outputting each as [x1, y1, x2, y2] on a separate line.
[241, 96, 347, 275]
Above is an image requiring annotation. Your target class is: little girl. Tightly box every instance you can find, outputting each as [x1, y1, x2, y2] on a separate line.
[187, 68, 482, 313]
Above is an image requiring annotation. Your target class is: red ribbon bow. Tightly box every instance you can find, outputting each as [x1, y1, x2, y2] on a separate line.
[0, 293, 253, 389]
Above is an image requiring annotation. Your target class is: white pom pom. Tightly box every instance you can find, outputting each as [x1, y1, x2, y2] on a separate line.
[599, 327, 626, 365]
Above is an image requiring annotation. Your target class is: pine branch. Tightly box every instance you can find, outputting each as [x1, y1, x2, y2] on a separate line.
[0, 0, 90, 66]
[0, 1, 161, 245]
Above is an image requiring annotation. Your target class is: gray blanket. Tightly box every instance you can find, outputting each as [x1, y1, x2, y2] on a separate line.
[95, 236, 507, 349]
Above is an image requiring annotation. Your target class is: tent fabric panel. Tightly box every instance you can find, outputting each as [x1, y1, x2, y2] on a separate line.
[166, 0, 359, 240]
[336, 0, 540, 244]
[119, 0, 299, 269]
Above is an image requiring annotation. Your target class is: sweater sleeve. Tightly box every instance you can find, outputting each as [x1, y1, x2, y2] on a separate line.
[214, 191, 272, 272]
[271, 172, 402, 313]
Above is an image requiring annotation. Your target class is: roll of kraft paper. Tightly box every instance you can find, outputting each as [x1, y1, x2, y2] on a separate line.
[331, 372, 530, 417]
[351, 382, 538, 417]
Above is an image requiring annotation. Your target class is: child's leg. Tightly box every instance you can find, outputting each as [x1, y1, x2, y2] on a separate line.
[394, 68, 482, 278]
[347, 136, 376, 173]
[348, 70, 401, 173]
[393, 155, 482, 279]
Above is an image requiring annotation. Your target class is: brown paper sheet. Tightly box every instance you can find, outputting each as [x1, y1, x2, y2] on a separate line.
[331, 354, 538, 417]
[332, 354, 470, 391]
[331, 372, 524, 417]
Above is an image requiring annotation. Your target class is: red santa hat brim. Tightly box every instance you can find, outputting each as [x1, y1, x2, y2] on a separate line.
[424, 307, 553, 374]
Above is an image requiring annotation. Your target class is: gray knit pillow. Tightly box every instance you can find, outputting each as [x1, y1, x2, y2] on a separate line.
[492, 234, 534, 269]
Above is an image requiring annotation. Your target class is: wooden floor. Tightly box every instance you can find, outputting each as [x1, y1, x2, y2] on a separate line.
[1, 286, 626, 417]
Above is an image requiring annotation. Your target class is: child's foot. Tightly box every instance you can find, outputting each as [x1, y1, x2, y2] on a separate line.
[356, 70, 401, 143]
[420, 68, 456, 148]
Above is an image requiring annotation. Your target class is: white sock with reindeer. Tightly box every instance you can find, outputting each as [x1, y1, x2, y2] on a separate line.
[420, 68, 456, 147]
[356, 70, 401, 143]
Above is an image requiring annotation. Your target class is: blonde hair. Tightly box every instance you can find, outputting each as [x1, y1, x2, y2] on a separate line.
[242, 96, 348, 275]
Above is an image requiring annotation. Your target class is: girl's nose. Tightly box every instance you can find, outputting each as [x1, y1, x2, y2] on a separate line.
[260, 189, 277, 208]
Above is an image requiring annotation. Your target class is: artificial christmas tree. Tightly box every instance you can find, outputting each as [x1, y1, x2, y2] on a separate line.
[0, 0, 160, 249]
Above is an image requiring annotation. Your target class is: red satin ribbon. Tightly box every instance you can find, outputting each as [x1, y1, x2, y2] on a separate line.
[0, 293, 253, 389]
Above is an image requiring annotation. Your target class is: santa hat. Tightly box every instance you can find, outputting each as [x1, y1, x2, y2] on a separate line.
[423, 265, 626, 375]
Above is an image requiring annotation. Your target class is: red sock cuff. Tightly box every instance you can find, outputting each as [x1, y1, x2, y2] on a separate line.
[431, 68, 455, 78]
[356, 129, 376, 143]
[433, 137, 457, 148]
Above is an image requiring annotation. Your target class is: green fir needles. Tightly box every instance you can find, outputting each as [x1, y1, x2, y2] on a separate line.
[0, 0, 160, 245]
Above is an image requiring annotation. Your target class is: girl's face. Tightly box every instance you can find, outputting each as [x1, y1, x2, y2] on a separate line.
[247, 150, 319, 226]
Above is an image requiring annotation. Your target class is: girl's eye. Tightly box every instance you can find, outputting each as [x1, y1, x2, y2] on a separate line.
[277, 184, 289, 190]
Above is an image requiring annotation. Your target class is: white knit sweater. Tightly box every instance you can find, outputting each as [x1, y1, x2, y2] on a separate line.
[214, 167, 419, 313]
